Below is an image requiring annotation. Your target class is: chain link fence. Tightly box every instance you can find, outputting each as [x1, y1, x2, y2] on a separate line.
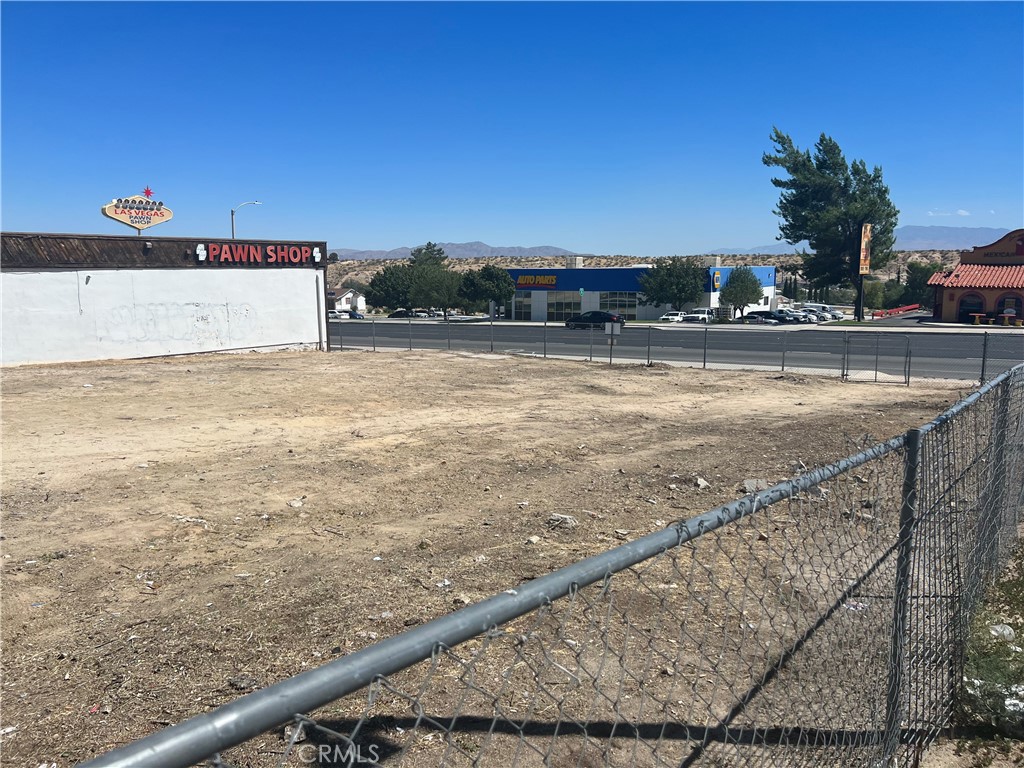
[331, 321, 1024, 384]
[82, 364, 1024, 768]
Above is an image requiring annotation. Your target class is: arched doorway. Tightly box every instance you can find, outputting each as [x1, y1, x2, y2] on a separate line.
[957, 294, 985, 323]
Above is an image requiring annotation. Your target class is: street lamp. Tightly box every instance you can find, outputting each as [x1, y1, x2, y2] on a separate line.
[230, 200, 261, 239]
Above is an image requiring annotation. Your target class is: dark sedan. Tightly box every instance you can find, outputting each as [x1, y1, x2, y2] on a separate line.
[565, 311, 626, 329]
[745, 310, 792, 324]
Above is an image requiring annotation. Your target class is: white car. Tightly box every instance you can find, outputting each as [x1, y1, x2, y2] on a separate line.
[777, 308, 812, 323]
[659, 311, 686, 322]
[681, 308, 716, 323]
[327, 310, 348, 320]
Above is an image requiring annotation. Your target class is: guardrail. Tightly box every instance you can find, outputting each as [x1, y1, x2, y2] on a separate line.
[872, 304, 922, 319]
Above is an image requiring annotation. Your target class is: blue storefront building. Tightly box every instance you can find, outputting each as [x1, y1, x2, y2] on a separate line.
[503, 263, 776, 322]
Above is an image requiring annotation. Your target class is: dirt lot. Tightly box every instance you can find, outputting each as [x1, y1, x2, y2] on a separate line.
[1, 349, 1018, 766]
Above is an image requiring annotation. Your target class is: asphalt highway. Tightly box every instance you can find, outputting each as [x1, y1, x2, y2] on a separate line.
[328, 319, 1023, 383]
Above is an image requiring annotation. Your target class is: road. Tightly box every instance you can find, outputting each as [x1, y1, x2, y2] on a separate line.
[327, 319, 1023, 383]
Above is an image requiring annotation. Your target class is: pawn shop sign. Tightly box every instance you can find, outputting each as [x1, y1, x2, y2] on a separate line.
[102, 186, 174, 232]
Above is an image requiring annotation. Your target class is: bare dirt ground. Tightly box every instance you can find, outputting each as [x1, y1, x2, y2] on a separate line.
[1, 349, 1018, 766]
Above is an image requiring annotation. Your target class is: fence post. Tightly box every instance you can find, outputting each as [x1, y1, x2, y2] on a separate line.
[408, 316, 412, 351]
[589, 325, 594, 362]
[543, 318, 547, 359]
[371, 318, 376, 352]
[647, 326, 652, 366]
[842, 331, 850, 380]
[884, 427, 921, 760]
[875, 332, 881, 383]
[446, 316, 451, 351]
[980, 332, 989, 385]
[489, 313, 494, 354]
[904, 337, 912, 386]
[781, 331, 787, 372]
[702, 326, 708, 369]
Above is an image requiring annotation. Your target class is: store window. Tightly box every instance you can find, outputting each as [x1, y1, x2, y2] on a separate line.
[512, 293, 532, 321]
[599, 292, 637, 320]
[996, 294, 1022, 317]
[547, 292, 581, 321]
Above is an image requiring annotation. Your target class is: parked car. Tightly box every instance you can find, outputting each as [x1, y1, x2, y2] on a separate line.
[744, 310, 787, 325]
[565, 311, 626, 329]
[800, 302, 843, 320]
[681, 308, 716, 324]
[327, 309, 348, 320]
[659, 311, 686, 323]
[776, 308, 811, 323]
[388, 309, 413, 318]
[347, 310, 365, 319]
[799, 308, 829, 322]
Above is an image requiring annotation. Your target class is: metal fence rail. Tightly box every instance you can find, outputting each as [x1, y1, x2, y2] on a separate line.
[81, 364, 1024, 768]
[331, 320, 1024, 384]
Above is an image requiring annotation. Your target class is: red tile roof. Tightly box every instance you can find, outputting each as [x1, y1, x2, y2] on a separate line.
[927, 264, 1024, 289]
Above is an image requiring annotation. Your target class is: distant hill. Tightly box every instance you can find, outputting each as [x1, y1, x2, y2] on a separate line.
[889, 226, 1011, 251]
[330, 241, 582, 260]
[327, 249, 966, 292]
[331, 227, 1015, 262]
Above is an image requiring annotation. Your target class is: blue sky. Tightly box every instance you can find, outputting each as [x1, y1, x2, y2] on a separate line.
[2, 1, 1021, 256]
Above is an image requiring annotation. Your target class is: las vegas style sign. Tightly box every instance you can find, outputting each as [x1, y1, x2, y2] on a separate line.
[101, 186, 173, 231]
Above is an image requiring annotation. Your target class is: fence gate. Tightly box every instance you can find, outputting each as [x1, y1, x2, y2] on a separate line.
[843, 332, 911, 384]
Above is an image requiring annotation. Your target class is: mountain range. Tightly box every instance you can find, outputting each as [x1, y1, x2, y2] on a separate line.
[330, 241, 577, 261]
[329, 226, 1014, 261]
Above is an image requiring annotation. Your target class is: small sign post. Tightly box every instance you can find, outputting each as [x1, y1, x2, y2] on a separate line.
[605, 322, 620, 365]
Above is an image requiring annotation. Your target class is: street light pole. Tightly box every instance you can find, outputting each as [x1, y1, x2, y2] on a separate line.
[230, 200, 262, 239]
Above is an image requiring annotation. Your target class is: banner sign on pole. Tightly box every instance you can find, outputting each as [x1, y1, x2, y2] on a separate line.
[859, 223, 873, 275]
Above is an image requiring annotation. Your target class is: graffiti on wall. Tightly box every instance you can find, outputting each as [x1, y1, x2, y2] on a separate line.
[100, 302, 257, 344]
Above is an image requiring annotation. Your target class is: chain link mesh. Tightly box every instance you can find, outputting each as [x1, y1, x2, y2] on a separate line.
[84, 366, 1023, 768]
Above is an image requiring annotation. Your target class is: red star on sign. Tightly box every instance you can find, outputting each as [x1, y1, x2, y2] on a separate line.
[142, 186, 154, 198]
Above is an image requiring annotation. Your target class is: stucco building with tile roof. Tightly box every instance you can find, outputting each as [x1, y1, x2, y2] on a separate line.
[927, 229, 1024, 324]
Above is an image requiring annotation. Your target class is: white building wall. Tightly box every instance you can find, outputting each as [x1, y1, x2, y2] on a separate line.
[2, 268, 325, 365]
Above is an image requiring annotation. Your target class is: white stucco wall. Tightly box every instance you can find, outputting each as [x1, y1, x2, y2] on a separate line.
[2, 268, 325, 365]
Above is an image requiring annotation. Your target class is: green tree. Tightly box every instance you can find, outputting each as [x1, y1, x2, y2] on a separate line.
[410, 242, 448, 268]
[406, 243, 462, 311]
[902, 262, 943, 307]
[719, 266, 764, 318]
[409, 265, 463, 312]
[882, 279, 906, 309]
[638, 257, 706, 310]
[862, 278, 885, 312]
[365, 264, 412, 310]
[763, 128, 899, 320]
[460, 265, 516, 312]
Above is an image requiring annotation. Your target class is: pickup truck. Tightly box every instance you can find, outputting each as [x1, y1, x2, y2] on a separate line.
[681, 308, 716, 323]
